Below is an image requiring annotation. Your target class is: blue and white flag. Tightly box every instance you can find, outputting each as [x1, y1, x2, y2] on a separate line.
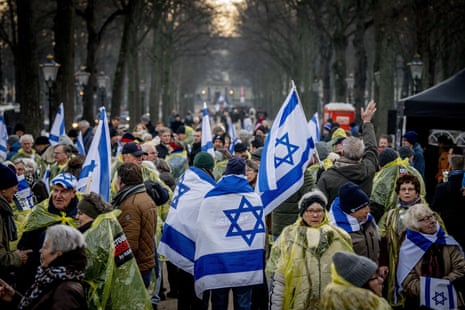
[201, 102, 214, 156]
[227, 115, 239, 154]
[158, 167, 216, 274]
[76, 130, 86, 155]
[49, 102, 65, 146]
[308, 112, 320, 143]
[0, 112, 8, 160]
[329, 197, 377, 233]
[77, 107, 111, 201]
[194, 175, 265, 297]
[420, 277, 457, 310]
[256, 85, 314, 215]
[41, 164, 51, 195]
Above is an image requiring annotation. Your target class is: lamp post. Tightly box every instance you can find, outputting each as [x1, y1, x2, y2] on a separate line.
[74, 66, 90, 119]
[97, 71, 109, 108]
[407, 53, 423, 94]
[345, 73, 354, 103]
[40, 54, 60, 131]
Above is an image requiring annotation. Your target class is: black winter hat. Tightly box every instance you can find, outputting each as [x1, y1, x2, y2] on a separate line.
[338, 182, 369, 214]
[0, 163, 18, 190]
[224, 157, 246, 175]
[379, 148, 398, 167]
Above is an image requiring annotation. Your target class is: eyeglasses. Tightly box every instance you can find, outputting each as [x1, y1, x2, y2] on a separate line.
[399, 186, 416, 192]
[418, 214, 435, 222]
[304, 209, 324, 215]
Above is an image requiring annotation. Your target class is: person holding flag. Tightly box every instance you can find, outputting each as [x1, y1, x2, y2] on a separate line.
[194, 157, 266, 309]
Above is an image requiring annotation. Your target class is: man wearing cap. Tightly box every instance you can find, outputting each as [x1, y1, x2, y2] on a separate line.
[329, 182, 380, 264]
[112, 162, 157, 289]
[233, 142, 249, 160]
[16, 172, 80, 292]
[317, 100, 378, 205]
[213, 134, 225, 151]
[110, 142, 171, 201]
[402, 130, 425, 178]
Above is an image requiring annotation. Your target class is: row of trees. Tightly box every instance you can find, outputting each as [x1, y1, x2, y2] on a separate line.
[0, 0, 465, 136]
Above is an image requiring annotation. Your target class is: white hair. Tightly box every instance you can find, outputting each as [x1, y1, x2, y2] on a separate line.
[44, 225, 85, 253]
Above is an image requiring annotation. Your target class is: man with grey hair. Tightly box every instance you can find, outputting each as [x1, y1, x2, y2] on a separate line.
[317, 100, 379, 206]
[10, 134, 43, 173]
[78, 119, 94, 152]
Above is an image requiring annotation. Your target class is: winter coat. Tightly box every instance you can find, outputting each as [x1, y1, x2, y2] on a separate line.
[0, 195, 22, 276]
[267, 215, 353, 309]
[22, 281, 87, 310]
[317, 122, 378, 205]
[113, 185, 157, 272]
[271, 170, 314, 238]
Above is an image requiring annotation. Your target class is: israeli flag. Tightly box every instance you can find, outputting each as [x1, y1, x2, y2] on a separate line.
[201, 102, 214, 156]
[256, 85, 314, 215]
[194, 175, 265, 298]
[77, 107, 111, 201]
[76, 130, 86, 155]
[308, 112, 320, 143]
[0, 112, 7, 160]
[49, 102, 65, 146]
[227, 115, 239, 154]
[41, 164, 51, 195]
[420, 277, 457, 310]
[158, 167, 216, 274]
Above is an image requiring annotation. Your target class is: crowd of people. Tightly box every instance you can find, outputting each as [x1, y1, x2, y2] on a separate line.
[1, 102, 465, 310]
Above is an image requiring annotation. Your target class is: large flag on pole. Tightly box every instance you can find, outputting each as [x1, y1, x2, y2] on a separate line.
[256, 84, 315, 215]
[0, 112, 8, 160]
[77, 107, 111, 201]
[49, 102, 65, 146]
[201, 102, 214, 156]
[158, 167, 216, 274]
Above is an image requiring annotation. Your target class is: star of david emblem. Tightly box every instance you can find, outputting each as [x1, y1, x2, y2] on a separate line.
[171, 176, 189, 209]
[274, 133, 299, 168]
[224, 196, 265, 246]
[432, 291, 447, 305]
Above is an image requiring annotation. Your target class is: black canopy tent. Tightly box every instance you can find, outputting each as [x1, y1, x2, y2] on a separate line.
[399, 68, 465, 144]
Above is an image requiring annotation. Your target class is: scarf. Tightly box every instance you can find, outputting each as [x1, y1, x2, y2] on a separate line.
[329, 196, 377, 234]
[111, 183, 146, 208]
[397, 195, 421, 209]
[18, 264, 84, 309]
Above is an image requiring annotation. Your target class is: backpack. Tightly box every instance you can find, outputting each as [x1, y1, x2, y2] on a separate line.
[144, 180, 170, 206]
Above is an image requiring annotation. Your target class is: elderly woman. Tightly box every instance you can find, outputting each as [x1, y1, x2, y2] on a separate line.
[267, 189, 353, 309]
[76, 192, 151, 309]
[397, 204, 465, 308]
[0, 224, 87, 309]
[320, 251, 391, 309]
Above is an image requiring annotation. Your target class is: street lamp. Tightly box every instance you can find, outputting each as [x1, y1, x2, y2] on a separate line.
[97, 71, 109, 108]
[345, 73, 354, 103]
[74, 66, 90, 118]
[407, 53, 423, 94]
[40, 54, 60, 131]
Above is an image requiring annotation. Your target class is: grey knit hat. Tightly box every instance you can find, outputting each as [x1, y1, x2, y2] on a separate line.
[332, 251, 377, 287]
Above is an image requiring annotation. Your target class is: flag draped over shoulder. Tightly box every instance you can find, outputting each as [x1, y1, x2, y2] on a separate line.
[77, 107, 111, 201]
[76, 130, 86, 155]
[256, 86, 314, 215]
[0, 112, 7, 160]
[201, 102, 214, 156]
[49, 102, 65, 146]
[158, 167, 216, 274]
[194, 175, 266, 297]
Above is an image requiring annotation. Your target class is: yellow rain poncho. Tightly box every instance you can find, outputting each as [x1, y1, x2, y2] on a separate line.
[83, 210, 152, 310]
[320, 265, 392, 310]
[267, 214, 353, 309]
